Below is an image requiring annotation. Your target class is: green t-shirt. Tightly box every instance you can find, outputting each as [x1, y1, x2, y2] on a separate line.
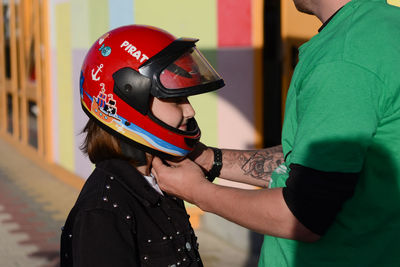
[259, 0, 400, 266]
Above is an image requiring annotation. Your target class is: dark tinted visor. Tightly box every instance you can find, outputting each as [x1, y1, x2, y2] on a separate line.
[139, 38, 224, 98]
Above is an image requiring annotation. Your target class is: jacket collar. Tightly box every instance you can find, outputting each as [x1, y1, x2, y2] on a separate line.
[96, 159, 162, 206]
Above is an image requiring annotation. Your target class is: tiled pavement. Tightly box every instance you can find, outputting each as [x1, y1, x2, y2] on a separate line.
[0, 138, 255, 267]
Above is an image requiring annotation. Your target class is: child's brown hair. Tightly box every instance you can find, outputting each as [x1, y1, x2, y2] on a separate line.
[81, 119, 146, 166]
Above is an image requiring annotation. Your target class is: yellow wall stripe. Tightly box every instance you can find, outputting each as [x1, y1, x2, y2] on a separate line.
[55, 3, 74, 172]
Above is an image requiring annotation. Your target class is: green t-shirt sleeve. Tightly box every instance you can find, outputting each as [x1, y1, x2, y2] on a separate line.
[290, 61, 382, 172]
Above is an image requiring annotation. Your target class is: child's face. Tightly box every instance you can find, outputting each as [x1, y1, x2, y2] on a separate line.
[150, 97, 195, 131]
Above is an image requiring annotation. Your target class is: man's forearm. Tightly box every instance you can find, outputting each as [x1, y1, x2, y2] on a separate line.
[152, 155, 319, 242]
[193, 182, 319, 242]
[220, 145, 284, 187]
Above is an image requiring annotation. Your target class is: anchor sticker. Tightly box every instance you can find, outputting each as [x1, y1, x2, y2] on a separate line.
[91, 64, 104, 81]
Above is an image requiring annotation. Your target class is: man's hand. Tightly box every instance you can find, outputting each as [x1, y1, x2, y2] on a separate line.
[151, 156, 320, 242]
[151, 157, 210, 204]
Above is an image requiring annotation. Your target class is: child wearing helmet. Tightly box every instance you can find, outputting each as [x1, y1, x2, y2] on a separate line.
[60, 25, 224, 267]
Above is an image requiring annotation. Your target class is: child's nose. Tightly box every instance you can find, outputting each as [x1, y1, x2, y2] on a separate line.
[182, 102, 195, 118]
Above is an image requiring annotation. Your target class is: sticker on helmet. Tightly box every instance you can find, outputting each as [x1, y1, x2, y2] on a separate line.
[91, 83, 120, 124]
[99, 44, 112, 57]
[98, 33, 109, 45]
[116, 123, 125, 133]
[85, 83, 189, 157]
[120, 40, 149, 63]
[91, 64, 103, 81]
[80, 71, 84, 98]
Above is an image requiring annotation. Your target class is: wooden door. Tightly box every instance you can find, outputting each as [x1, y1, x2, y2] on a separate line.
[0, 0, 49, 159]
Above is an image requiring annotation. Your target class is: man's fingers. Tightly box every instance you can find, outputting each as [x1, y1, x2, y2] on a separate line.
[152, 156, 163, 168]
[188, 142, 207, 160]
[153, 157, 173, 169]
[152, 157, 170, 180]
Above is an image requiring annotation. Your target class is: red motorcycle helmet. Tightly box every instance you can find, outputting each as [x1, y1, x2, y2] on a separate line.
[80, 25, 224, 160]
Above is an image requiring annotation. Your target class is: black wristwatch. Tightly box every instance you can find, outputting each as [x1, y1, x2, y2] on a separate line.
[206, 147, 223, 182]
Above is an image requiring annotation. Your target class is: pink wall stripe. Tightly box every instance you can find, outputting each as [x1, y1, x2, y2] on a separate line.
[218, 0, 252, 47]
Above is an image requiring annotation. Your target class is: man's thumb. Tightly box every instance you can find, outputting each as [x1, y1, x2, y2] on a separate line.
[151, 157, 163, 177]
[152, 156, 162, 167]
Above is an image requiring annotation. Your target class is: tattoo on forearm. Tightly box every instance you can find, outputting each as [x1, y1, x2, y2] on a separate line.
[239, 146, 283, 180]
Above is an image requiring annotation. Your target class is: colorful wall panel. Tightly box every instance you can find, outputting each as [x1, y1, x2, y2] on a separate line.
[49, 0, 263, 181]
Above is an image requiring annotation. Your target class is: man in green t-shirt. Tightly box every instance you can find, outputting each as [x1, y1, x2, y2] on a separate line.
[152, 0, 400, 266]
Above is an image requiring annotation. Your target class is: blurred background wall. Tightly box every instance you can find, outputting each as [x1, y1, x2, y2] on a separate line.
[0, 0, 320, 260]
[49, 0, 265, 179]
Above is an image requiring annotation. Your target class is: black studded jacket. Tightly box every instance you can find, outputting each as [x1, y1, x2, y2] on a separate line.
[60, 159, 203, 267]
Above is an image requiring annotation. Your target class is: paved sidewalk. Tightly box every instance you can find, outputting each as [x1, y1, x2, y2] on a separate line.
[0, 138, 256, 267]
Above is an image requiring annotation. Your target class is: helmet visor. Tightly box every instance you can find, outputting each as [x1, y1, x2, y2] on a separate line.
[160, 47, 222, 91]
[140, 39, 225, 98]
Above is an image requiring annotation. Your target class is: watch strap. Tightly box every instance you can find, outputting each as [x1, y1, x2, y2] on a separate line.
[206, 147, 222, 182]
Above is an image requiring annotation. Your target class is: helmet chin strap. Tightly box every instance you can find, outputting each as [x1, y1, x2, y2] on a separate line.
[119, 139, 147, 166]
